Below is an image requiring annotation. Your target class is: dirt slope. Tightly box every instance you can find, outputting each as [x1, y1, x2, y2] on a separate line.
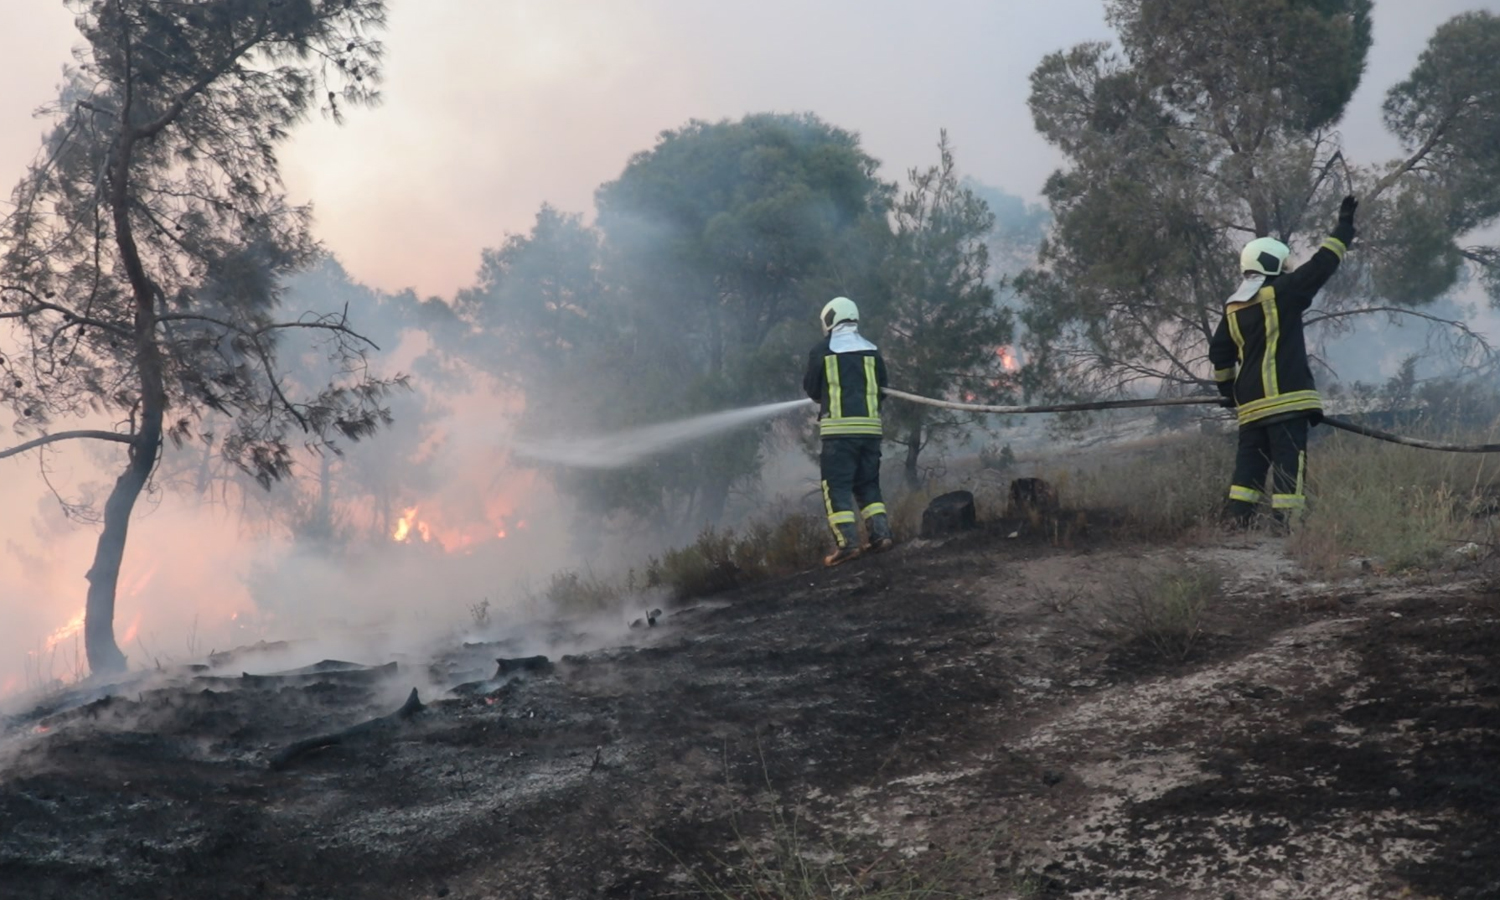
[1, 528, 1496, 900]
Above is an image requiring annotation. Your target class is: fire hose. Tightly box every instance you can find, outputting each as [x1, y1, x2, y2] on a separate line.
[879, 387, 1500, 454]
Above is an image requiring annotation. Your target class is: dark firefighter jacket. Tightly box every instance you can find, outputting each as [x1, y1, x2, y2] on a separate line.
[1208, 224, 1353, 427]
[804, 333, 888, 438]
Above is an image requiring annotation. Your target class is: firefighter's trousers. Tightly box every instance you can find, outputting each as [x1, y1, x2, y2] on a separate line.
[820, 437, 886, 548]
[1227, 414, 1310, 519]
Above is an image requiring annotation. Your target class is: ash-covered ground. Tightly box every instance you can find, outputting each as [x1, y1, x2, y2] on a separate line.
[1, 521, 1496, 900]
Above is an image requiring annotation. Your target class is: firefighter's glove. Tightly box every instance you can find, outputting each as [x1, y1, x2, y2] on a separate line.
[1217, 384, 1237, 409]
[1339, 194, 1359, 226]
[1336, 194, 1359, 246]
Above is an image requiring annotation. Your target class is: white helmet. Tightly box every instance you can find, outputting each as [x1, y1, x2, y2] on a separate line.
[820, 296, 859, 334]
[1240, 237, 1290, 276]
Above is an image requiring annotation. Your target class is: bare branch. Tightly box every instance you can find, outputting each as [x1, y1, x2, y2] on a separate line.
[1368, 112, 1456, 204]
[1307, 305, 1494, 357]
[154, 311, 381, 349]
[0, 430, 135, 462]
[0, 284, 134, 337]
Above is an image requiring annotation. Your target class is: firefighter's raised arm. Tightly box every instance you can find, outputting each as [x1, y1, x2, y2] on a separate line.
[1279, 195, 1359, 310]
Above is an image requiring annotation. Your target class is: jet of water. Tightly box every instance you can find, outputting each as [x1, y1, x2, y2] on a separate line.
[510, 399, 814, 469]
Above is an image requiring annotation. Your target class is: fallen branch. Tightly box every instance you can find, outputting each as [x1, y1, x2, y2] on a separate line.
[197, 660, 399, 689]
[268, 687, 424, 771]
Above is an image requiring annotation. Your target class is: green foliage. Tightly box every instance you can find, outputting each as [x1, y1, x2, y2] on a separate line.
[875, 133, 1016, 486]
[979, 443, 1016, 472]
[1108, 0, 1372, 134]
[459, 113, 893, 538]
[1382, 11, 1500, 237]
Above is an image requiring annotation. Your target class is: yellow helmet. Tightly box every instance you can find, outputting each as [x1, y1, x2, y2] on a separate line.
[820, 296, 859, 334]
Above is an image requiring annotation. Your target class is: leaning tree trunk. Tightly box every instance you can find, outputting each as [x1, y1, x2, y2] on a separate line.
[84, 417, 161, 676]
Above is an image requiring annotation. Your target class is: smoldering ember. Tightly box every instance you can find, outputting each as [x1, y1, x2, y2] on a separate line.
[2, 2, 1499, 899]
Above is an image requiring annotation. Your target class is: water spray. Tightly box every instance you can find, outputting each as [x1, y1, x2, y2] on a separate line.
[509, 398, 814, 469]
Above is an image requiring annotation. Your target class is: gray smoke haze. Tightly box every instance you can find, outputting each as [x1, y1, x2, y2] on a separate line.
[3, 1, 1499, 700]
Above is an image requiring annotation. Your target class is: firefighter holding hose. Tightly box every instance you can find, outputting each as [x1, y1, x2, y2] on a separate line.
[804, 297, 895, 566]
[1210, 195, 1359, 530]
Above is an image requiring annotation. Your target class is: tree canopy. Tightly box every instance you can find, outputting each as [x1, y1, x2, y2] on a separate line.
[460, 113, 893, 537]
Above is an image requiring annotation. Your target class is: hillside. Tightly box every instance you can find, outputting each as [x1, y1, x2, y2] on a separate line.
[1, 524, 1496, 899]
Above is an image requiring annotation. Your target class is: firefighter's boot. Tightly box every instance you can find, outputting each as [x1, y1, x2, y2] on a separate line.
[824, 522, 863, 568]
[866, 513, 894, 553]
[1222, 499, 1256, 531]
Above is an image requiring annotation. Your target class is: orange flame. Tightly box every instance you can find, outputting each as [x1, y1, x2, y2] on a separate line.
[996, 346, 1020, 373]
[33, 724, 50, 735]
[120, 611, 143, 646]
[392, 506, 430, 544]
[44, 608, 86, 652]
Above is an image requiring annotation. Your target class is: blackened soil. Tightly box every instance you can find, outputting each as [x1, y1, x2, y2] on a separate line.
[1, 530, 1496, 900]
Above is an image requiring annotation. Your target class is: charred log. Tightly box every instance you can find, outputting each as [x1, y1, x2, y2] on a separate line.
[268, 688, 424, 771]
[494, 655, 552, 676]
[195, 661, 398, 689]
[450, 656, 553, 697]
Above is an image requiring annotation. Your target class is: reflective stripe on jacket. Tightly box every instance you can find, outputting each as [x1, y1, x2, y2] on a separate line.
[804, 332, 887, 438]
[1209, 230, 1350, 427]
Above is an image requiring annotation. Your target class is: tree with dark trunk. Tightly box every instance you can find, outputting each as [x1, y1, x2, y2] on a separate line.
[874, 133, 1015, 488]
[1016, 2, 1500, 399]
[0, 0, 398, 676]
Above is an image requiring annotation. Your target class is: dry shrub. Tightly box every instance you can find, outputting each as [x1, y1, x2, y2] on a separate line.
[1060, 562, 1222, 662]
[542, 570, 622, 615]
[649, 515, 829, 601]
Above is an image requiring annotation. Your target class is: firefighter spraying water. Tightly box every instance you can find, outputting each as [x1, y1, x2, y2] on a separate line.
[803, 297, 895, 567]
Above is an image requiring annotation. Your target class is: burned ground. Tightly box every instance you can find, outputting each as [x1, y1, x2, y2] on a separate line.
[1, 523, 1496, 900]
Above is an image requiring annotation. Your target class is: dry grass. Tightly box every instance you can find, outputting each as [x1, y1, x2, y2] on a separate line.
[1290, 429, 1500, 576]
[647, 514, 828, 601]
[539, 569, 624, 615]
[1050, 433, 1231, 539]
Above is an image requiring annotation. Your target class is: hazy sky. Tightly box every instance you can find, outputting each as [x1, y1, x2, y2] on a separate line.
[4, 0, 1494, 300]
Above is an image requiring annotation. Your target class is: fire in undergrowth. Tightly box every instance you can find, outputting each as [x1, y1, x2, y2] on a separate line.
[392, 506, 432, 544]
[389, 499, 529, 554]
[996, 345, 1020, 373]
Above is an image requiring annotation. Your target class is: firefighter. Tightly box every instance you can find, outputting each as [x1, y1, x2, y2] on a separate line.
[1209, 195, 1358, 529]
[804, 296, 894, 566]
